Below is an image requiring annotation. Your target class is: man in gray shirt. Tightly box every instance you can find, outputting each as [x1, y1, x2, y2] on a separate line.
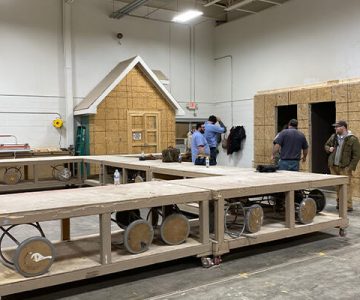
[273, 119, 308, 171]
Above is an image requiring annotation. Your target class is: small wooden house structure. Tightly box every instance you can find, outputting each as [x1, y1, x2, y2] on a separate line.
[75, 56, 184, 156]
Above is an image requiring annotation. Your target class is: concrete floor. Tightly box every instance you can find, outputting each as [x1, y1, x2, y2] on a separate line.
[2, 197, 360, 300]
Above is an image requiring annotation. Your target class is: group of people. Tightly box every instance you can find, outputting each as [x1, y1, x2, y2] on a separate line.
[190, 115, 226, 166]
[272, 119, 360, 211]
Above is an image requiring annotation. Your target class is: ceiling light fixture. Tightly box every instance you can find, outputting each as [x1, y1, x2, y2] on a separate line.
[172, 10, 203, 23]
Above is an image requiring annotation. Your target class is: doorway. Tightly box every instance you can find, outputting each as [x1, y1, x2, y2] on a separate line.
[276, 105, 297, 134]
[311, 102, 336, 174]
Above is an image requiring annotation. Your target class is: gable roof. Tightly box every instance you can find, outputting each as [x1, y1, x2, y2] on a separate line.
[74, 56, 184, 116]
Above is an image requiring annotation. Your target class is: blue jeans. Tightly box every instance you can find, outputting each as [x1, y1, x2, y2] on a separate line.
[210, 147, 217, 165]
[278, 159, 300, 171]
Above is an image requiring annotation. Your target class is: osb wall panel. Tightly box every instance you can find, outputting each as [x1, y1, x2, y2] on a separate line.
[88, 66, 175, 160]
[254, 80, 360, 197]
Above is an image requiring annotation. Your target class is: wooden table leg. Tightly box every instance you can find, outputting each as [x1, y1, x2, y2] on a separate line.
[214, 195, 224, 245]
[285, 191, 295, 229]
[339, 183, 348, 219]
[199, 200, 209, 244]
[61, 218, 71, 241]
[99, 213, 112, 265]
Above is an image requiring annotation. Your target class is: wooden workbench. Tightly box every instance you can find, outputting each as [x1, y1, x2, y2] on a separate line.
[0, 181, 212, 296]
[0, 156, 83, 193]
[0, 155, 349, 296]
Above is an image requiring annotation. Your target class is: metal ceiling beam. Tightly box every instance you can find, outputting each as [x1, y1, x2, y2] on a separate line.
[225, 0, 253, 11]
[203, 0, 222, 7]
[110, 0, 150, 19]
[259, 0, 281, 5]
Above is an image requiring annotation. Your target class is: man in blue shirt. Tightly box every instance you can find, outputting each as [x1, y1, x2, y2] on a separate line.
[191, 123, 210, 163]
[204, 115, 226, 165]
[272, 119, 308, 171]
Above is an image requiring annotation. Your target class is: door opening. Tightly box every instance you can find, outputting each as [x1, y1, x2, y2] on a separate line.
[311, 102, 336, 174]
[276, 105, 297, 134]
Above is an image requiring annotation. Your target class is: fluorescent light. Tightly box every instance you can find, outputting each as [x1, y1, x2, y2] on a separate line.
[172, 10, 203, 23]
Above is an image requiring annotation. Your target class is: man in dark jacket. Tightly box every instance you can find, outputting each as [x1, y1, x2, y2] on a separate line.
[325, 120, 360, 211]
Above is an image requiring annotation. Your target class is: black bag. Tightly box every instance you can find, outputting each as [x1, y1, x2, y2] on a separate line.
[256, 164, 277, 173]
[162, 147, 180, 163]
[194, 157, 206, 165]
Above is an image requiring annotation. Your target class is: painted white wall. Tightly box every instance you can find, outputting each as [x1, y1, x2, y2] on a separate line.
[0, 0, 65, 147]
[0, 0, 215, 148]
[214, 0, 360, 167]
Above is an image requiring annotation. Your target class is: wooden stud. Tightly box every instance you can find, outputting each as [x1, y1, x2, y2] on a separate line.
[199, 200, 209, 244]
[285, 191, 295, 229]
[61, 218, 71, 241]
[99, 213, 112, 265]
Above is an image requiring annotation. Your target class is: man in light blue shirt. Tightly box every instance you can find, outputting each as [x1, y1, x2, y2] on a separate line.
[204, 115, 226, 165]
[191, 123, 210, 163]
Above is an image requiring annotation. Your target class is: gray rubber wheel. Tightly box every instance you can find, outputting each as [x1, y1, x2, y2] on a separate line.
[3, 168, 21, 185]
[123, 220, 154, 254]
[245, 204, 264, 233]
[160, 213, 190, 245]
[296, 197, 317, 224]
[308, 189, 326, 213]
[13, 236, 55, 277]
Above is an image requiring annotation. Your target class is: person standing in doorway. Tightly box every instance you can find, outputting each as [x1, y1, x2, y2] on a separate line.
[204, 115, 226, 165]
[324, 120, 360, 211]
[191, 123, 210, 164]
[272, 119, 308, 171]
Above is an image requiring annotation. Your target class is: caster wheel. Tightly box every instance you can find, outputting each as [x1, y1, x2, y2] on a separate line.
[160, 214, 190, 245]
[14, 237, 55, 277]
[339, 228, 347, 237]
[213, 256, 222, 265]
[296, 198, 317, 224]
[245, 204, 264, 233]
[201, 257, 214, 268]
[123, 220, 154, 254]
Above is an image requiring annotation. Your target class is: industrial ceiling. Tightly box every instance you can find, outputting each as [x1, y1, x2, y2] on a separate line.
[111, 0, 291, 24]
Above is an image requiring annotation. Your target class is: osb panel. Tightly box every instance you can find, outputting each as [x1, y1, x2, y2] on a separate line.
[94, 108, 106, 121]
[118, 131, 127, 144]
[94, 131, 106, 144]
[254, 140, 265, 156]
[348, 83, 360, 102]
[254, 95, 265, 126]
[336, 102, 348, 113]
[264, 126, 275, 141]
[347, 120, 360, 136]
[352, 177, 360, 198]
[118, 109, 126, 120]
[118, 119, 127, 131]
[336, 112, 348, 121]
[275, 92, 289, 106]
[264, 107, 275, 126]
[105, 120, 119, 131]
[315, 87, 332, 102]
[105, 97, 117, 109]
[94, 144, 106, 155]
[167, 132, 175, 146]
[290, 90, 310, 104]
[93, 120, 106, 132]
[254, 126, 265, 140]
[297, 104, 309, 122]
[105, 108, 118, 120]
[297, 120, 308, 130]
[347, 101, 360, 112]
[106, 142, 119, 154]
[105, 131, 121, 143]
[332, 84, 348, 103]
[348, 112, 360, 121]
[264, 143, 273, 158]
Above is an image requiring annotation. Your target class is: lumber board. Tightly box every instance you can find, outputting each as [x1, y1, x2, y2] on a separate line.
[0, 181, 212, 225]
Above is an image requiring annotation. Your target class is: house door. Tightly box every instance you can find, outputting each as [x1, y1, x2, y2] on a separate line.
[127, 111, 160, 154]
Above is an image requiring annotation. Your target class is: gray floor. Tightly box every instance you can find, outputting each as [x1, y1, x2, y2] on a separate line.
[3, 198, 360, 300]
